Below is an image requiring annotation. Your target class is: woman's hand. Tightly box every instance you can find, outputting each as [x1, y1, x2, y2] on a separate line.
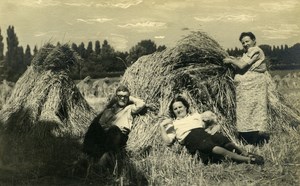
[159, 117, 173, 128]
[205, 124, 221, 135]
[223, 56, 235, 64]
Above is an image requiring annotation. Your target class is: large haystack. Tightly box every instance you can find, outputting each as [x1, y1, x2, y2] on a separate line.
[121, 31, 300, 152]
[122, 31, 233, 117]
[0, 44, 96, 173]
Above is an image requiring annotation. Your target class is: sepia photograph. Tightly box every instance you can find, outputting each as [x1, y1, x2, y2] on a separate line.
[0, 0, 299, 185]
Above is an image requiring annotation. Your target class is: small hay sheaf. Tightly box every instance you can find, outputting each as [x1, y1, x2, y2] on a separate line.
[0, 43, 94, 136]
[0, 43, 96, 170]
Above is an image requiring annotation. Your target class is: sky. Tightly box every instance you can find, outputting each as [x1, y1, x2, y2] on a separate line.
[0, 0, 300, 52]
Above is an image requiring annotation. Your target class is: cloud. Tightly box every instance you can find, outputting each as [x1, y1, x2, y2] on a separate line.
[259, 1, 299, 12]
[109, 33, 128, 51]
[154, 1, 192, 10]
[259, 24, 300, 39]
[118, 21, 166, 28]
[64, 2, 94, 7]
[194, 14, 256, 23]
[20, 0, 143, 8]
[21, 0, 60, 7]
[34, 31, 58, 37]
[153, 0, 230, 10]
[118, 21, 167, 32]
[95, 0, 143, 9]
[154, 36, 165, 39]
[76, 18, 113, 24]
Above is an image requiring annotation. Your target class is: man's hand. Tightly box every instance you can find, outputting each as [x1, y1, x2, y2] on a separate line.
[120, 127, 130, 135]
[146, 103, 158, 111]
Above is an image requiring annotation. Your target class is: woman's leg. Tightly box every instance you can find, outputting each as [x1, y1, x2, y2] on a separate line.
[212, 146, 264, 165]
[224, 142, 248, 156]
[210, 132, 249, 156]
[212, 146, 250, 163]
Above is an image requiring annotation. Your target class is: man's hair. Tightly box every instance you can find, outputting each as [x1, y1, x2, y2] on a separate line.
[169, 96, 190, 119]
[239, 32, 256, 42]
[115, 85, 130, 95]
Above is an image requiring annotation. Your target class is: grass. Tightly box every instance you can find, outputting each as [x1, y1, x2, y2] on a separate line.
[269, 69, 300, 78]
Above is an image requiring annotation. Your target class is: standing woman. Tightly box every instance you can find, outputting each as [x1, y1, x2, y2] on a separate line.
[223, 32, 270, 145]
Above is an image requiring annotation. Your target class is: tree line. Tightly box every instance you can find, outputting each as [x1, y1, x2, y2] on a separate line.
[0, 26, 166, 81]
[0, 25, 299, 82]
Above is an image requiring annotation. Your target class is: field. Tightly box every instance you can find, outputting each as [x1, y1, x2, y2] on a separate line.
[0, 71, 300, 186]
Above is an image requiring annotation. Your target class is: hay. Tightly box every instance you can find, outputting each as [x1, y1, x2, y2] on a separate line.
[0, 44, 95, 136]
[77, 76, 93, 97]
[121, 31, 300, 152]
[122, 31, 233, 117]
[0, 80, 14, 110]
[0, 43, 96, 173]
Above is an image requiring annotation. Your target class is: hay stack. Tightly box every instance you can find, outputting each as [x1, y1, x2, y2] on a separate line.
[0, 44, 95, 135]
[0, 44, 96, 172]
[121, 31, 300, 152]
[77, 76, 93, 97]
[0, 80, 14, 110]
[122, 31, 234, 117]
[121, 31, 236, 151]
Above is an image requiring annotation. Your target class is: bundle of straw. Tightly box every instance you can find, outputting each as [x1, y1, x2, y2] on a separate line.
[0, 80, 14, 110]
[0, 44, 95, 136]
[0, 43, 96, 171]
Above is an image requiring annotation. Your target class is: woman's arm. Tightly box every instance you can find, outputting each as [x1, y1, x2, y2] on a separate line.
[223, 54, 259, 70]
[159, 119, 176, 146]
[201, 111, 221, 135]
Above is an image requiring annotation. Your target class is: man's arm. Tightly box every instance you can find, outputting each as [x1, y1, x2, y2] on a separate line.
[129, 96, 146, 114]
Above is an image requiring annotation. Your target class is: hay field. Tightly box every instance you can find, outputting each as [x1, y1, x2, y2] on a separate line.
[0, 76, 299, 185]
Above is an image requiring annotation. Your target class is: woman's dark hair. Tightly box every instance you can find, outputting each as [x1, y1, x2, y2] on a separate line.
[239, 32, 256, 42]
[169, 96, 190, 118]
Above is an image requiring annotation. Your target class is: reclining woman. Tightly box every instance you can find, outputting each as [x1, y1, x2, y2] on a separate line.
[159, 96, 264, 165]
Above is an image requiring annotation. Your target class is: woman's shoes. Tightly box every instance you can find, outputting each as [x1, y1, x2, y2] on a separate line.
[248, 153, 264, 165]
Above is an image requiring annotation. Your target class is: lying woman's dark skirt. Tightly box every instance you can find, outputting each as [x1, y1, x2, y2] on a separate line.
[183, 128, 231, 164]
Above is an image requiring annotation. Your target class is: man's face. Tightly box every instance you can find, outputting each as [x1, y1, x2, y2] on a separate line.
[116, 91, 130, 107]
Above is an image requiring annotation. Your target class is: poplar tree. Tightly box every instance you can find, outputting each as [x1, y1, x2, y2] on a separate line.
[0, 28, 4, 60]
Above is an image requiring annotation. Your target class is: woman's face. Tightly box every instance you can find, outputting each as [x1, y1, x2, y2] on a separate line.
[172, 101, 188, 119]
[241, 36, 256, 51]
